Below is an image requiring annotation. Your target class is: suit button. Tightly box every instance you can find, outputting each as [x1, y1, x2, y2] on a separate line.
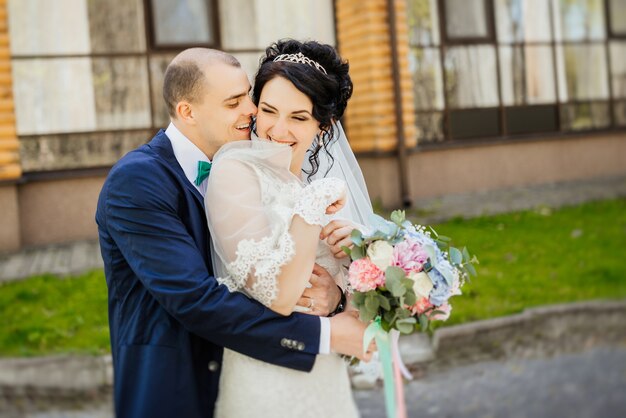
[281, 338, 289, 347]
[208, 361, 219, 372]
[297, 342, 305, 351]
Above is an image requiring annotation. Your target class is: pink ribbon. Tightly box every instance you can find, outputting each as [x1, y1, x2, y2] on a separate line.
[390, 330, 412, 418]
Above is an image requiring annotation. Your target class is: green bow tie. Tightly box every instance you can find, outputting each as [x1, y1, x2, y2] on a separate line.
[194, 161, 212, 186]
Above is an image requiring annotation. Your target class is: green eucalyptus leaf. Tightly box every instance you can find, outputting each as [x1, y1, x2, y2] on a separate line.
[350, 245, 365, 261]
[365, 294, 380, 313]
[449, 247, 463, 265]
[360, 306, 377, 322]
[383, 310, 396, 324]
[351, 292, 365, 305]
[385, 266, 406, 282]
[390, 210, 406, 226]
[404, 290, 417, 306]
[396, 307, 411, 320]
[402, 278, 414, 289]
[396, 321, 414, 334]
[419, 314, 429, 332]
[424, 245, 437, 262]
[341, 246, 352, 257]
[351, 229, 363, 246]
[390, 281, 406, 297]
[378, 294, 391, 311]
[466, 262, 477, 277]
[462, 247, 470, 262]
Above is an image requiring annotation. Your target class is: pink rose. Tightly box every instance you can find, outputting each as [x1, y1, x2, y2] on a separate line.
[429, 303, 451, 321]
[348, 258, 385, 292]
[392, 239, 429, 274]
[408, 296, 433, 315]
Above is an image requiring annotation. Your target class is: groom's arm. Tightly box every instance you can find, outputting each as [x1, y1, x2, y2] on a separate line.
[102, 161, 320, 372]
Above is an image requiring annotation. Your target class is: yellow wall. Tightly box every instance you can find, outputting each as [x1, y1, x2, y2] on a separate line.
[336, 0, 416, 152]
[0, 0, 20, 181]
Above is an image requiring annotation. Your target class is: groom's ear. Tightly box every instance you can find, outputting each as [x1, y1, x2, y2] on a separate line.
[176, 101, 195, 125]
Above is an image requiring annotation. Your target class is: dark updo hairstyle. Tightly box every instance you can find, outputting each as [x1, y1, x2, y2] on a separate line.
[253, 39, 353, 180]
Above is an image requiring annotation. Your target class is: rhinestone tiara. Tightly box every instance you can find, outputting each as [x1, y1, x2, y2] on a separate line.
[272, 52, 328, 75]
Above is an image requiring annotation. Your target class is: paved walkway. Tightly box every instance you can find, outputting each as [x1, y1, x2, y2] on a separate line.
[355, 345, 626, 418]
[1, 175, 625, 283]
[6, 345, 625, 418]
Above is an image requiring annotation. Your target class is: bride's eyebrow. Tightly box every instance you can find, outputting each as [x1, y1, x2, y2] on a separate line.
[260, 102, 312, 116]
[259, 101, 277, 110]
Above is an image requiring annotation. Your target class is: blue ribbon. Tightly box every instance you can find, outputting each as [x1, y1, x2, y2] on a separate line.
[364, 317, 396, 418]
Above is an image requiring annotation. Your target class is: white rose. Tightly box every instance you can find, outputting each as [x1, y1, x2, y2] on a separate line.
[409, 271, 433, 299]
[366, 241, 394, 272]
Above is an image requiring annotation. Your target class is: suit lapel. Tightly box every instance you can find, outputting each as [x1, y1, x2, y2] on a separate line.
[149, 130, 205, 209]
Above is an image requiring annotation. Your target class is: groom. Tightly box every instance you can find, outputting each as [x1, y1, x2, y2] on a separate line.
[96, 48, 369, 418]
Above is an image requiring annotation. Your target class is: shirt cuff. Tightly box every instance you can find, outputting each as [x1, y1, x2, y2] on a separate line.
[318, 316, 331, 354]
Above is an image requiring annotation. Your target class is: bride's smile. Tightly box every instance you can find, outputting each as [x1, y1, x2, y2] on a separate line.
[256, 76, 321, 175]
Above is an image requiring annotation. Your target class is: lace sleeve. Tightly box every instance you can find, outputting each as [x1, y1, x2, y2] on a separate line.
[294, 177, 346, 227]
[205, 147, 347, 309]
[205, 157, 295, 307]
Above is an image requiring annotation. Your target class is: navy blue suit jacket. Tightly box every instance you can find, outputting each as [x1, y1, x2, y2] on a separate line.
[96, 130, 320, 418]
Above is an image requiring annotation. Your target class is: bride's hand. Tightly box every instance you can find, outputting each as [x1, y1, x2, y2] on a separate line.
[294, 264, 342, 316]
[320, 219, 358, 258]
[325, 191, 346, 215]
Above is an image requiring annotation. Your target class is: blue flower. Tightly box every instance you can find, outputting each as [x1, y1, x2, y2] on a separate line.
[428, 267, 451, 306]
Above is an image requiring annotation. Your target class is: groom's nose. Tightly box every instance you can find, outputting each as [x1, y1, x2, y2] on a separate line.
[242, 96, 257, 116]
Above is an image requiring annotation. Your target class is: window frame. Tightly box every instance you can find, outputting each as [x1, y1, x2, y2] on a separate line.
[143, 0, 221, 52]
[407, 0, 625, 148]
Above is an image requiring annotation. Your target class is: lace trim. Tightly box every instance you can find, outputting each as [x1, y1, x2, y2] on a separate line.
[294, 177, 346, 227]
[217, 225, 295, 307]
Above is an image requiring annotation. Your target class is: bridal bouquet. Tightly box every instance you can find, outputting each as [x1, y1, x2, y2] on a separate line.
[343, 210, 478, 418]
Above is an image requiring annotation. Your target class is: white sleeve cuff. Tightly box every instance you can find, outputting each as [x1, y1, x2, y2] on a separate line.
[318, 316, 331, 354]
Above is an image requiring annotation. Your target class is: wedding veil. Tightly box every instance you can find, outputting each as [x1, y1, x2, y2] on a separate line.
[302, 121, 374, 230]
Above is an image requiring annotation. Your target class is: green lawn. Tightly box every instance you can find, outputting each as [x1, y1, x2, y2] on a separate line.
[1, 198, 625, 356]
[429, 198, 626, 326]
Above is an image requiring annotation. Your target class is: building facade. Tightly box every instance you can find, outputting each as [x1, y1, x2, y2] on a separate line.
[0, 0, 624, 252]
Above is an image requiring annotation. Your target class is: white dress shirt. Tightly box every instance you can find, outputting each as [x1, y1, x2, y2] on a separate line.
[165, 123, 331, 354]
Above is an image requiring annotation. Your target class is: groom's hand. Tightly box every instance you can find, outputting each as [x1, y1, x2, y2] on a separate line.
[296, 264, 342, 316]
[329, 311, 375, 361]
[320, 220, 357, 259]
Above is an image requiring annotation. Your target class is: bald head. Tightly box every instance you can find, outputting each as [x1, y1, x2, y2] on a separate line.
[163, 48, 241, 118]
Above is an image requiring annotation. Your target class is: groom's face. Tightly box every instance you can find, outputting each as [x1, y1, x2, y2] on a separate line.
[194, 63, 257, 151]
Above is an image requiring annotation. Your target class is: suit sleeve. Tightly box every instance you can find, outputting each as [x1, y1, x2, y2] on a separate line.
[101, 160, 320, 372]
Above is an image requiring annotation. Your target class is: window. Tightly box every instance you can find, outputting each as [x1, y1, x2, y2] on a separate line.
[444, 0, 492, 41]
[608, 0, 626, 36]
[406, 0, 625, 145]
[9, 0, 220, 172]
[148, 0, 219, 48]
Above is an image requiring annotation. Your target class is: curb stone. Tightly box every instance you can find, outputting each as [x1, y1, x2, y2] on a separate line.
[0, 300, 624, 394]
[353, 299, 626, 388]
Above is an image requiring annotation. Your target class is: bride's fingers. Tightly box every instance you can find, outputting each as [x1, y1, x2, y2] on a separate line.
[325, 197, 346, 214]
[331, 238, 353, 257]
[295, 296, 312, 308]
[305, 308, 325, 317]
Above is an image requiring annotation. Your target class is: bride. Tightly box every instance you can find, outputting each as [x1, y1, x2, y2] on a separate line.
[205, 40, 373, 418]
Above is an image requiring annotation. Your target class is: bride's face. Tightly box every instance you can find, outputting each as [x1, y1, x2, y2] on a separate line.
[256, 76, 321, 176]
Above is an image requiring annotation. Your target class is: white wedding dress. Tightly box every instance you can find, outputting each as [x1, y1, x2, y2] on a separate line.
[205, 139, 360, 418]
